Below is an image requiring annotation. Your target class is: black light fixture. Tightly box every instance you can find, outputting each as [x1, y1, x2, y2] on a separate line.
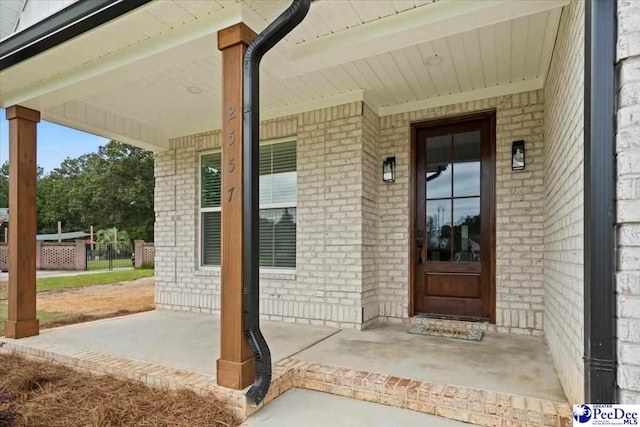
[511, 140, 525, 171]
[383, 156, 396, 183]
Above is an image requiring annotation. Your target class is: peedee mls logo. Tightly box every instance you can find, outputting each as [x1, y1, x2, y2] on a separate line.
[573, 405, 640, 426]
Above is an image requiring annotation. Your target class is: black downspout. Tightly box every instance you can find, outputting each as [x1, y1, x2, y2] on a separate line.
[243, 0, 310, 406]
[584, 0, 617, 403]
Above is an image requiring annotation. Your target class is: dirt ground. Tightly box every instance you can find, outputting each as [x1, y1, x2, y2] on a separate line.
[36, 277, 154, 316]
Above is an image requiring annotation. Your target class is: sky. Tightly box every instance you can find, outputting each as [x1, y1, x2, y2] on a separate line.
[0, 108, 108, 173]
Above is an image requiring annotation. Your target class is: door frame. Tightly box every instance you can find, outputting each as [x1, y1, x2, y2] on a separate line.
[408, 110, 497, 322]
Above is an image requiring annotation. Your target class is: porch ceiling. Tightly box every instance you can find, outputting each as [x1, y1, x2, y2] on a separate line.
[0, 0, 568, 151]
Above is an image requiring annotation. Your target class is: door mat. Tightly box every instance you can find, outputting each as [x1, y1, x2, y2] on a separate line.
[407, 325, 483, 341]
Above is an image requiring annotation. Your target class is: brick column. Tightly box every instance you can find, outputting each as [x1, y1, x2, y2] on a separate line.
[134, 240, 144, 269]
[74, 240, 87, 271]
[35, 240, 42, 270]
[216, 23, 257, 390]
[4, 106, 40, 339]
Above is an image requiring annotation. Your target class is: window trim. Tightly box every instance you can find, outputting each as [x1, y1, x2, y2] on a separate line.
[198, 138, 297, 271]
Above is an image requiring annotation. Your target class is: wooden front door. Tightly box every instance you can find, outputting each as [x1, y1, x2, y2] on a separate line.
[413, 113, 495, 321]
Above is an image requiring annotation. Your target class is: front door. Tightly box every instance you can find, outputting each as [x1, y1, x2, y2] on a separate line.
[413, 113, 495, 320]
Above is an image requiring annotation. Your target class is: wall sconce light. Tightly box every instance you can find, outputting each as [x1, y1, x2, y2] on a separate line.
[512, 140, 525, 171]
[383, 156, 396, 183]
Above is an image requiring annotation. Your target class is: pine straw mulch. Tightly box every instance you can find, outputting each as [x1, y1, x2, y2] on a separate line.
[0, 353, 239, 427]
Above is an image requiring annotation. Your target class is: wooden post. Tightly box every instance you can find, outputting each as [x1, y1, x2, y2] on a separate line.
[4, 106, 40, 338]
[216, 23, 257, 390]
[57, 221, 61, 242]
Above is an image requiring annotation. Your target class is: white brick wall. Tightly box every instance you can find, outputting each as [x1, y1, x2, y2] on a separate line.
[617, 0, 640, 405]
[376, 92, 546, 335]
[155, 103, 373, 329]
[543, 0, 585, 405]
[155, 93, 549, 335]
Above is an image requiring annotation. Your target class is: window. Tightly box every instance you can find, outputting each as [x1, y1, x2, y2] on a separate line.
[201, 152, 222, 266]
[200, 140, 297, 269]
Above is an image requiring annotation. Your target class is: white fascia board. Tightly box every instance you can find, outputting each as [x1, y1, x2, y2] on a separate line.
[377, 78, 544, 117]
[284, 0, 570, 77]
[0, 3, 245, 109]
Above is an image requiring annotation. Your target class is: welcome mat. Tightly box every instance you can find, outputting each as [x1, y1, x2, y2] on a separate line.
[407, 325, 483, 341]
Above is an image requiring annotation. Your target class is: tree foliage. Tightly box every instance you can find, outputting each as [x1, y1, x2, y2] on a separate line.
[0, 141, 154, 241]
[95, 227, 132, 251]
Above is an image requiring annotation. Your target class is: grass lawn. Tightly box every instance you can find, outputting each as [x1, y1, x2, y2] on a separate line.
[86, 258, 135, 270]
[0, 305, 74, 336]
[0, 269, 154, 336]
[36, 269, 154, 292]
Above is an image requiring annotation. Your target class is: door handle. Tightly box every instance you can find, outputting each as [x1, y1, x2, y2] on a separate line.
[417, 230, 424, 264]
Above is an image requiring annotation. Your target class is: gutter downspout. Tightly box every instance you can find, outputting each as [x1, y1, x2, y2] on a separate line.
[242, 0, 310, 406]
[584, 0, 617, 403]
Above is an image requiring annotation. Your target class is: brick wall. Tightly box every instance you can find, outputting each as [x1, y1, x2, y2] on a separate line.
[377, 92, 546, 335]
[362, 104, 380, 325]
[155, 93, 547, 334]
[543, 0, 584, 404]
[617, 0, 640, 404]
[155, 103, 372, 329]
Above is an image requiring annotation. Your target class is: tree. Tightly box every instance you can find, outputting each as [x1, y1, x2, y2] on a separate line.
[36, 141, 154, 241]
[95, 227, 131, 251]
[0, 141, 154, 240]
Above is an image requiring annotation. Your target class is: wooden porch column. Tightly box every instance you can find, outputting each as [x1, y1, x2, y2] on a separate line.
[4, 106, 40, 339]
[216, 23, 257, 390]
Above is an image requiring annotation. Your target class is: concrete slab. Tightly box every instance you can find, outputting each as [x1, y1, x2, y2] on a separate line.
[18, 311, 337, 375]
[294, 324, 567, 402]
[242, 389, 476, 427]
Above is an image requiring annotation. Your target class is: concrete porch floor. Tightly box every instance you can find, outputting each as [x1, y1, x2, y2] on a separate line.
[294, 323, 567, 402]
[8, 310, 338, 376]
[1, 310, 570, 425]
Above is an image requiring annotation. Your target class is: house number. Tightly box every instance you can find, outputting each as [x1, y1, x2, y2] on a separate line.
[226, 104, 237, 203]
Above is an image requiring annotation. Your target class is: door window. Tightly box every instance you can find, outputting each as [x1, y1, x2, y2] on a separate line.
[425, 130, 481, 262]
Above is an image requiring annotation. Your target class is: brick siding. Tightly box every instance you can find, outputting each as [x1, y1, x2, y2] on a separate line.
[155, 103, 373, 329]
[376, 92, 545, 335]
[155, 91, 546, 335]
[617, 0, 640, 404]
[543, 0, 585, 404]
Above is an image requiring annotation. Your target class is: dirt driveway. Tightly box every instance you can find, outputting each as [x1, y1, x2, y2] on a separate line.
[37, 277, 154, 316]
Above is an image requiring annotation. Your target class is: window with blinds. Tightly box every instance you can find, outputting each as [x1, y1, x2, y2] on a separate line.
[201, 152, 222, 266]
[200, 140, 297, 269]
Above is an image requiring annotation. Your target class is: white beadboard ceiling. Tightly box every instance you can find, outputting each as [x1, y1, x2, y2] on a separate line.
[0, 0, 569, 151]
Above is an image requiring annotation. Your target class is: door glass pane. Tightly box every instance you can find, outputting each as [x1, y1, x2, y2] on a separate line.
[426, 200, 451, 261]
[453, 131, 481, 197]
[453, 197, 480, 262]
[426, 135, 451, 199]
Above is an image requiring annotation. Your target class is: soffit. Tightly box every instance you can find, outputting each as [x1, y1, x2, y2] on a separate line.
[0, 0, 568, 149]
